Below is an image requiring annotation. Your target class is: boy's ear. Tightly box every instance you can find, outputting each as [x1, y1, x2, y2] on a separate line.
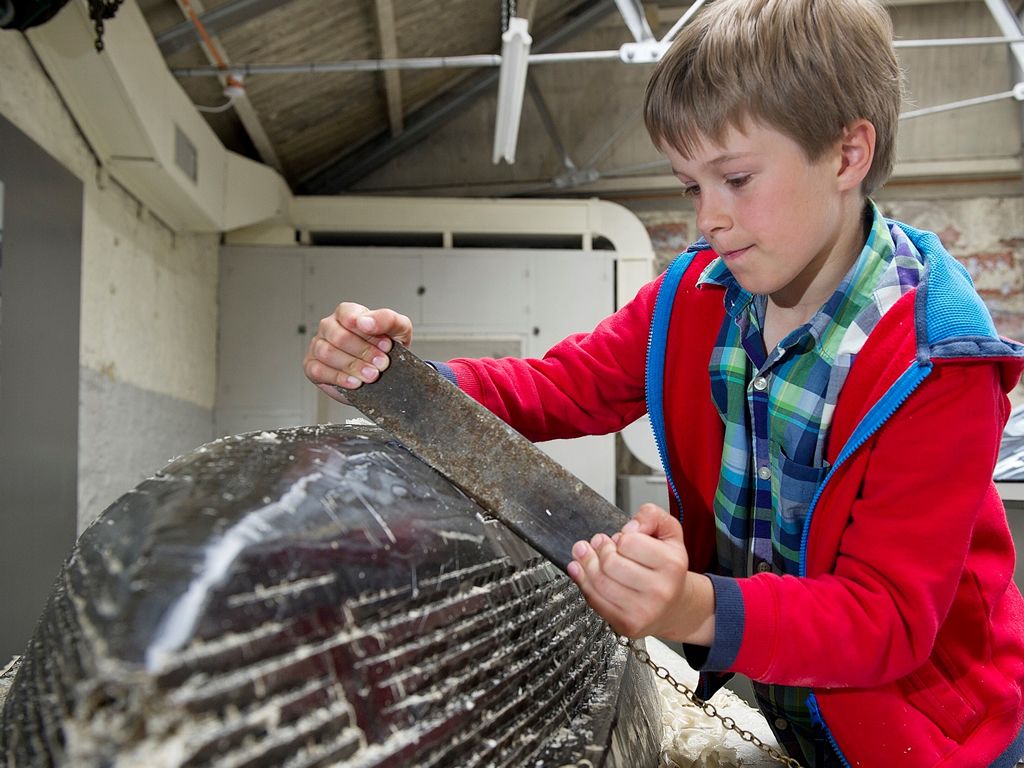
[836, 119, 876, 192]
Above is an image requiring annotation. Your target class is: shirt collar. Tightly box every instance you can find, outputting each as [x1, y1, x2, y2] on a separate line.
[694, 200, 894, 325]
[697, 252, 752, 319]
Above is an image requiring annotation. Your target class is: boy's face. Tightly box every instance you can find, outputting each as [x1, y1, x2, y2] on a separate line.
[667, 121, 861, 308]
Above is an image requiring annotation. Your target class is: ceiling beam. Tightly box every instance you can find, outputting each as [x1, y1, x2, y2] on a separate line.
[373, 0, 404, 137]
[297, 0, 618, 194]
[157, 0, 292, 57]
[172, 0, 283, 173]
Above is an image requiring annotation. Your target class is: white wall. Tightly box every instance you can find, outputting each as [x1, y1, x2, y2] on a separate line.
[0, 30, 220, 531]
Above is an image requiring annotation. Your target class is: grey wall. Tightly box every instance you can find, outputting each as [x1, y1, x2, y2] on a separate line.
[78, 367, 213, 522]
[2, 28, 220, 539]
[0, 115, 82, 661]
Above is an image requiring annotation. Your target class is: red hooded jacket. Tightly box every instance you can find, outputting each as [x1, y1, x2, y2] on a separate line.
[444, 221, 1024, 766]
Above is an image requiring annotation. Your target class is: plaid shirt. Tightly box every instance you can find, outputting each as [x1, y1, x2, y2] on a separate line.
[698, 202, 926, 755]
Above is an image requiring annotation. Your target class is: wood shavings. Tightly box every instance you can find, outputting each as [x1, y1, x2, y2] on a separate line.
[647, 639, 781, 768]
[658, 682, 742, 768]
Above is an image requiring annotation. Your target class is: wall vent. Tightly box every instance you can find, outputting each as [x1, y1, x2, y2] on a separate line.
[174, 124, 197, 184]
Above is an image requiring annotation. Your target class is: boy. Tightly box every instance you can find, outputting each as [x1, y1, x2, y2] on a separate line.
[303, 0, 1024, 764]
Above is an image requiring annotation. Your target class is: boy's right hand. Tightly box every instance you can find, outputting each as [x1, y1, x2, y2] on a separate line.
[303, 302, 413, 404]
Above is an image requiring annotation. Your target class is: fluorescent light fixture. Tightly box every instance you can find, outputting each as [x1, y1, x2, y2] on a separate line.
[493, 17, 532, 165]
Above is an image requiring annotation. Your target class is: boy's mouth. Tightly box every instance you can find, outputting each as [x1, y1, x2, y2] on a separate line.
[720, 245, 752, 260]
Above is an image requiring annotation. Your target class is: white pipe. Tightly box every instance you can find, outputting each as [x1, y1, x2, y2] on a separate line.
[173, 55, 500, 76]
[660, 0, 707, 44]
[982, 0, 1024, 74]
[614, 0, 655, 43]
[899, 88, 1018, 120]
[172, 50, 623, 77]
[170, 35, 1024, 78]
[527, 50, 621, 63]
[893, 35, 1024, 48]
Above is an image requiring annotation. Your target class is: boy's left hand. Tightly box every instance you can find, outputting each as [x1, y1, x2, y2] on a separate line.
[566, 503, 715, 643]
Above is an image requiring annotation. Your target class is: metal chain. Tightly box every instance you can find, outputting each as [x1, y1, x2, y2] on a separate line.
[500, 0, 517, 32]
[614, 633, 805, 768]
[87, 0, 124, 52]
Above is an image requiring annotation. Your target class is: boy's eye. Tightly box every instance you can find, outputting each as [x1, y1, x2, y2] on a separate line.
[681, 185, 701, 198]
[726, 174, 751, 189]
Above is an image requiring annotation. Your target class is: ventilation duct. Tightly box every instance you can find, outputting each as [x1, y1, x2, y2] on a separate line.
[25, 0, 289, 232]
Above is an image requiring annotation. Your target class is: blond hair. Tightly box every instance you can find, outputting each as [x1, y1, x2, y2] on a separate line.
[644, 0, 903, 194]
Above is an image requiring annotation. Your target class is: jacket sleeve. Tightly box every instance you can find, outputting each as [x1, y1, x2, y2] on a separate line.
[728, 360, 1009, 687]
[442, 277, 661, 442]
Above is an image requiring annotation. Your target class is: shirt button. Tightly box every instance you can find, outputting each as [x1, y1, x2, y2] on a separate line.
[753, 376, 768, 391]
[775, 717, 789, 731]
[757, 562, 772, 573]
[757, 466, 772, 480]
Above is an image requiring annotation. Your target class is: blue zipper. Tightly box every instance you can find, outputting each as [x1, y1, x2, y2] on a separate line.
[796, 360, 932, 767]
[807, 693, 853, 768]
[645, 250, 701, 513]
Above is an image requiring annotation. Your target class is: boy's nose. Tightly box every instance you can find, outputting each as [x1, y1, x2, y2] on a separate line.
[696, 194, 730, 237]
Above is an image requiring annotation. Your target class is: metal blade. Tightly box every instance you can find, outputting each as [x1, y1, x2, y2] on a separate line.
[344, 342, 629, 569]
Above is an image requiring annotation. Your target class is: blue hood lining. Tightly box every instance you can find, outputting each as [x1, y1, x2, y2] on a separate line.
[893, 220, 1018, 360]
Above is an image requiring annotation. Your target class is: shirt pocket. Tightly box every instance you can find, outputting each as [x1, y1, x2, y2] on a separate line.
[771, 449, 829, 530]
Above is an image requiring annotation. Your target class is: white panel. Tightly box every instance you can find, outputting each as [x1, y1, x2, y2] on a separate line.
[215, 247, 307, 436]
[538, 437, 617, 504]
[414, 336, 525, 361]
[421, 250, 530, 328]
[305, 248, 423, 326]
[527, 250, 614, 354]
[525, 250, 618, 501]
[218, 244, 622, 503]
[304, 249, 421, 429]
[303, 249, 421, 428]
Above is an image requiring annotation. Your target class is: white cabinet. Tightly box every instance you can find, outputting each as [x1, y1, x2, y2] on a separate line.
[215, 248, 307, 437]
[216, 245, 619, 502]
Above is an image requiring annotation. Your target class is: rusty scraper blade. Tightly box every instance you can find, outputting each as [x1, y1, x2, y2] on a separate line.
[343, 342, 630, 570]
